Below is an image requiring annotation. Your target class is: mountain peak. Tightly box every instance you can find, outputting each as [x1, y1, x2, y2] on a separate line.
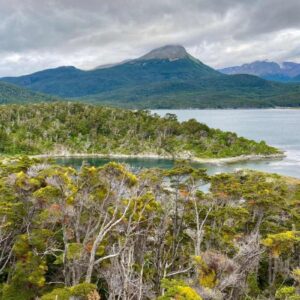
[138, 45, 188, 60]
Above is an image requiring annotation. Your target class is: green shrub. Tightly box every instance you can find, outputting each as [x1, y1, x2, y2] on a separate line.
[41, 283, 97, 300]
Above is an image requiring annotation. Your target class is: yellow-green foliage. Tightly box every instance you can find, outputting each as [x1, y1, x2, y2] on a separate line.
[101, 161, 138, 186]
[41, 288, 70, 300]
[157, 279, 202, 300]
[33, 185, 62, 201]
[127, 192, 161, 223]
[67, 243, 83, 260]
[2, 252, 47, 300]
[292, 268, 300, 284]
[275, 286, 300, 300]
[193, 256, 217, 289]
[262, 231, 300, 258]
[41, 283, 97, 300]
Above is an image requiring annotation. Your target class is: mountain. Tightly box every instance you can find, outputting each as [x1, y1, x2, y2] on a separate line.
[95, 45, 189, 69]
[281, 62, 300, 77]
[1, 45, 300, 108]
[138, 44, 188, 60]
[0, 81, 57, 104]
[219, 60, 300, 82]
[0, 45, 222, 98]
[292, 74, 300, 82]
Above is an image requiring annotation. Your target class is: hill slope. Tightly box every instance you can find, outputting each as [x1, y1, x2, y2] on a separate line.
[0, 81, 58, 104]
[1, 45, 300, 108]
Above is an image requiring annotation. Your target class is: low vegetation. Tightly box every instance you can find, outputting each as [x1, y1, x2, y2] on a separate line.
[0, 157, 299, 299]
[0, 102, 279, 158]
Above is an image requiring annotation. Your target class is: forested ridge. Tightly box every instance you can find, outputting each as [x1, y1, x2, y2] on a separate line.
[0, 102, 278, 158]
[0, 81, 57, 104]
[0, 157, 299, 299]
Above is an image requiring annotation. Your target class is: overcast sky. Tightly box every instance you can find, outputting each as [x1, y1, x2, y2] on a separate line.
[1, 0, 300, 76]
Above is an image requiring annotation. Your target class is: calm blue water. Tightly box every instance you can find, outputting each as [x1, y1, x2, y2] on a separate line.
[55, 109, 300, 178]
[153, 109, 300, 178]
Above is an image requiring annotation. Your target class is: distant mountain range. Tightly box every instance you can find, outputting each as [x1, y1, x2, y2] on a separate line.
[1, 45, 300, 108]
[219, 61, 300, 82]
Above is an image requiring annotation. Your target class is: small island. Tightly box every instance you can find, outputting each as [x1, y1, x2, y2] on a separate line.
[0, 102, 282, 162]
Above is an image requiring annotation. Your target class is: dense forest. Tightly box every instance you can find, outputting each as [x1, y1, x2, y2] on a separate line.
[0, 102, 279, 158]
[0, 157, 299, 299]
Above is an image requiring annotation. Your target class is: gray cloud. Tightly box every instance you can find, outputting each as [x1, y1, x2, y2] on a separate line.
[0, 0, 300, 76]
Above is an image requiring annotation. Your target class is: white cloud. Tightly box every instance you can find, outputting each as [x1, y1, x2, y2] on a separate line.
[0, 0, 300, 76]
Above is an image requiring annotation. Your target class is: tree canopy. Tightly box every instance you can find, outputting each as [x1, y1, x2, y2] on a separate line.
[0, 102, 279, 158]
[0, 157, 299, 299]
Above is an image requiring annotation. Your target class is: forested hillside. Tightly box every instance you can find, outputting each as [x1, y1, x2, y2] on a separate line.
[0, 81, 57, 104]
[0, 102, 278, 158]
[0, 157, 299, 299]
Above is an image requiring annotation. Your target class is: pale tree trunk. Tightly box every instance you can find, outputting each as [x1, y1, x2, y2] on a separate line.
[85, 199, 132, 283]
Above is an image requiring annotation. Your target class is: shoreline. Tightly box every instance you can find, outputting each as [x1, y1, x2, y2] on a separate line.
[30, 152, 285, 165]
[151, 107, 300, 110]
